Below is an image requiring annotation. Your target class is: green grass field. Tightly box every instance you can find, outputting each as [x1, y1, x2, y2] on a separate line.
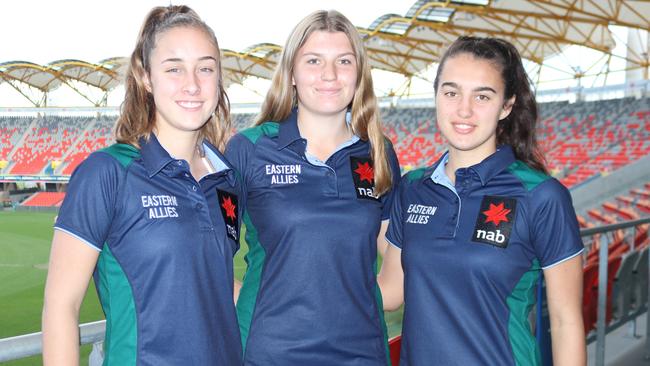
[0, 210, 401, 365]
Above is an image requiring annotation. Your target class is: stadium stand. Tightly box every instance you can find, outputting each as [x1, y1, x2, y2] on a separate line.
[579, 179, 650, 335]
[20, 191, 66, 207]
[2, 96, 649, 185]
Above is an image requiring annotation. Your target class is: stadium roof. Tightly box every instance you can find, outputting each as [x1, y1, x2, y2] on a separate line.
[1, 0, 648, 106]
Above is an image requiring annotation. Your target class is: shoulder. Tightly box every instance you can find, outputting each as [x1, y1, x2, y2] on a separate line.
[403, 167, 428, 184]
[74, 143, 139, 174]
[96, 143, 141, 169]
[237, 122, 281, 144]
[506, 161, 573, 210]
[506, 160, 552, 192]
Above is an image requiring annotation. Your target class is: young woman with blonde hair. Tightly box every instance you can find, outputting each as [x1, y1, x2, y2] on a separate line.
[226, 9, 400, 365]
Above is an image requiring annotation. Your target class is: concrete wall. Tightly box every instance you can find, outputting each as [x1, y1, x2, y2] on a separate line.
[571, 154, 650, 212]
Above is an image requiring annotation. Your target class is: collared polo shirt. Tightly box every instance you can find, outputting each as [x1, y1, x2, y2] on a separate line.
[55, 134, 243, 365]
[386, 145, 584, 366]
[225, 111, 401, 365]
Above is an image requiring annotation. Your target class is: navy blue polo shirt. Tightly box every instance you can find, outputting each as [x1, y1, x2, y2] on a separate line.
[55, 134, 243, 365]
[386, 146, 584, 366]
[225, 111, 401, 365]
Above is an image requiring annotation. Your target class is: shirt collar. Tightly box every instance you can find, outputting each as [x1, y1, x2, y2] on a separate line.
[140, 133, 235, 185]
[430, 145, 516, 186]
[140, 133, 175, 178]
[277, 109, 303, 150]
[430, 152, 451, 185]
[277, 108, 360, 151]
[201, 140, 236, 186]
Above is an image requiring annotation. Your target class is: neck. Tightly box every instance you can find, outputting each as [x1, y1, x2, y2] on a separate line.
[297, 108, 352, 161]
[297, 108, 351, 143]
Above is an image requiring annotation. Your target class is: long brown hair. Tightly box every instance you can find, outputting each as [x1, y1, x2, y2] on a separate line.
[434, 36, 547, 173]
[115, 5, 231, 151]
[254, 10, 392, 195]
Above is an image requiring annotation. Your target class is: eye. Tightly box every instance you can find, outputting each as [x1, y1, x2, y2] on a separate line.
[306, 58, 320, 65]
[339, 58, 354, 65]
[166, 67, 181, 73]
[443, 91, 457, 98]
[476, 94, 490, 101]
[199, 67, 215, 73]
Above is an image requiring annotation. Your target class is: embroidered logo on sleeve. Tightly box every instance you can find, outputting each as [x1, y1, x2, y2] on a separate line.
[350, 156, 378, 200]
[217, 189, 239, 241]
[472, 196, 517, 248]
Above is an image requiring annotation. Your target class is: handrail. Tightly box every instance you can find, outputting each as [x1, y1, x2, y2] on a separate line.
[0, 320, 105, 362]
[580, 216, 650, 366]
[580, 217, 650, 236]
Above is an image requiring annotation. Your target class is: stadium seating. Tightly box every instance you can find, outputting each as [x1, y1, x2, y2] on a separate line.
[580, 179, 650, 334]
[1, 96, 649, 181]
[20, 192, 66, 207]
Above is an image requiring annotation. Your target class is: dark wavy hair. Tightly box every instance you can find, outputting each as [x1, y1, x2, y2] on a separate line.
[434, 36, 547, 173]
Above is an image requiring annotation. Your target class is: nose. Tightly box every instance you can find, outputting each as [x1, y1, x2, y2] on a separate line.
[457, 95, 473, 119]
[321, 61, 336, 81]
[183, 72, 201, 95]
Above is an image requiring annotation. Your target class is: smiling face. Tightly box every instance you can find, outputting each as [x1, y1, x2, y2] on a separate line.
[144, 26, 219, 141]
[292, 30, 358, 121]
[435, 52, 515, 161]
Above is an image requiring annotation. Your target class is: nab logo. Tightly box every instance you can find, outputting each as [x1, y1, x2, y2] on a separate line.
[217, 189, 239, 241]
[350, 156, 378, 201]
[472, 196, 517, 248]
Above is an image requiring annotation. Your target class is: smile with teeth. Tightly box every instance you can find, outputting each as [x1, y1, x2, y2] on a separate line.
[177, 101, 203, 109]
[452, 122, 475, 134]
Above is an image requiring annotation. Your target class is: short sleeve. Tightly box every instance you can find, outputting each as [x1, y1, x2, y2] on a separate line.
[224, 133, 254, 191]
[385, 175, 407, 249]
[380, 141, 402, 220]
[54, 151, 122, 251]
[530, 179, 584, 269]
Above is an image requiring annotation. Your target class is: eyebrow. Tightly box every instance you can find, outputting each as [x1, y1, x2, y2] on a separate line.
[440, 82, 497, 94]
[161, 56, 218, 63]
[300, 52, 355, 58]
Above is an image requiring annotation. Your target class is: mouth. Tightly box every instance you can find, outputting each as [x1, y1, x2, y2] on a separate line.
[315, 88, 341, 95]
[451, 122, 476, 134]
[176, 101, 204, 110]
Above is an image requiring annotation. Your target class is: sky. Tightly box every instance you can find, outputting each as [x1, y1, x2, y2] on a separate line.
[1, 0, 421, 107]
[0, 1, 644, 108]
[1, 0, 409, 64]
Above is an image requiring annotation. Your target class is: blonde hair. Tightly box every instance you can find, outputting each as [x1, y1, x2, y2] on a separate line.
[254, 10, 392, 195]
[115, 5, 231, 151]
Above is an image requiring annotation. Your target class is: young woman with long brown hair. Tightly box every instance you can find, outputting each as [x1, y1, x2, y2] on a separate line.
[42, 6, 242, 365]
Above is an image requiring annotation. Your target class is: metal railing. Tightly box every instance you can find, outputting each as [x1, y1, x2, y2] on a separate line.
[0, 218, 649, 364]
[581, 217, 650, 366]
[0, 320, 105, 363]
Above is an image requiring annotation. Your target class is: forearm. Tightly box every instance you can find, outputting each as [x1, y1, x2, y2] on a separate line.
[544, 255, 586, 366]
[42, 302, 81, 366]
[550, 319, 586, 366]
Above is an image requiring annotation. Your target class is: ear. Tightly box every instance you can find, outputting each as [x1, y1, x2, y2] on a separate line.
[142, 72, 152, 93]
[499, 95, 516, 120]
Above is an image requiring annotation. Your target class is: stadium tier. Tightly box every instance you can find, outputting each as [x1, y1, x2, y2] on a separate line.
[20, 191, 66, 207]
[577, 179, 650, 335]
[1, 96, 649, 189]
